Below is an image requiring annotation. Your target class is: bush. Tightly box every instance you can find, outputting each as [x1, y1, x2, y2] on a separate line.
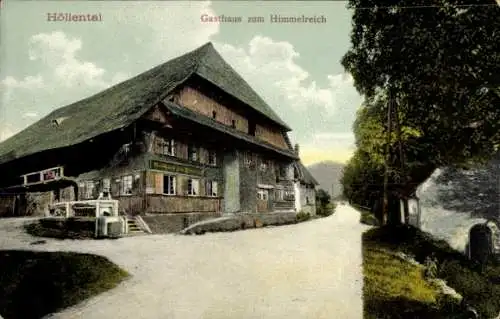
[317, 202, 336, 217]
[25, 219, 95, 240]
[296, 211, 311, 222]
[359, 209, 379, 226]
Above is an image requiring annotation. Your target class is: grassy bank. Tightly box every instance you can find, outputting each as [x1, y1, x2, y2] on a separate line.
[0, 250, 129, 319]
[363, 225, 500, 318]
[352, 204, 379, 226]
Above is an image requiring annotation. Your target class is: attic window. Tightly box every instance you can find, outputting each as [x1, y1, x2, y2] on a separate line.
[52, 117, 68, 127]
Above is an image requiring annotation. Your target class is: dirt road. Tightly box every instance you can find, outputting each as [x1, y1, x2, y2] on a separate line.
[0, 205, 368, 319]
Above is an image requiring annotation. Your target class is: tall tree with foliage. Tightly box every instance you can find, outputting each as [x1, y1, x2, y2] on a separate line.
[341, 0, 500, 223]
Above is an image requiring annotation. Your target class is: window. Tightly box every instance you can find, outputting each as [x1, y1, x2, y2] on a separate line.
[102, 178, 111, 193]
[249, 122, 256, 136]
[212, 111, 217, 119]
[188, 178, 200, 196]
[188, 144, 198, 162]
[120, 175, 133, 195]
[257, 189, 268, 201]
[306, 197, 310, 205]
[122, 143, 131, 155]
[84, 181, 95, 199]
[260, 161, 268, 171]
[208, 150, 217, 166]
[231, 120, 236, 128]
[206, 181, 218, 197]
[244, 152, 253, 166]
[163, 175, 176, 195]
[164, 139, 175, 156]
[279, 164, 287, 177]
[156, 137, 175, 156]
[275, 188, 284, 201]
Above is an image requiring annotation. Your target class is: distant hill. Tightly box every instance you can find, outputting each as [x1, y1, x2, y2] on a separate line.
[307, 161, 345, 198]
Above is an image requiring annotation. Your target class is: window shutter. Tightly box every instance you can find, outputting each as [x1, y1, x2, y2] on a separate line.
[93, 180, 101, 198]
[154, 173, 163, 194]
[200, 179, 206, 196]
[213, 182, 218, 197]
[111, 178, 120, 197]
[199, 147, 205, 164]
[171, 139, 176, 156]
[181, 176, 189, 195]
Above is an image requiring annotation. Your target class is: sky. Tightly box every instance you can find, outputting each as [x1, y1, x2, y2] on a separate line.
[0, 1, 362, 166]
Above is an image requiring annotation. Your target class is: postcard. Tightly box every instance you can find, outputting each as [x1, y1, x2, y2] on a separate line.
[0, 1, 499, 319]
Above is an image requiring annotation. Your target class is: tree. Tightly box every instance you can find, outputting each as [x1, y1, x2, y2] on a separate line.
[316, 189, 331, 207]
[341, 0, 500, 224]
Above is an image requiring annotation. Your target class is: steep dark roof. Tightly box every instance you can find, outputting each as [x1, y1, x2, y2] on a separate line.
[0, 42, 291, 165]
[295, 161, 319, 186]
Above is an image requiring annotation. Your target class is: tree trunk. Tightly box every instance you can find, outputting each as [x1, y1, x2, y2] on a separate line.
[403, 198, 410, 224]
[382, 95, 392, 226]
[388, 194, 402, 225]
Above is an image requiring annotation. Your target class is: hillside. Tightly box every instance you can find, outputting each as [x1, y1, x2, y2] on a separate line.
[307, 161, 345, 197]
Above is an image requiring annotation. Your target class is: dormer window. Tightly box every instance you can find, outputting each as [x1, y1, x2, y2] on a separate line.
[52, 116, 68, 127]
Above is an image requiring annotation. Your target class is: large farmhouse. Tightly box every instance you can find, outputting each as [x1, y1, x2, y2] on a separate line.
[0, 43, 317, 231]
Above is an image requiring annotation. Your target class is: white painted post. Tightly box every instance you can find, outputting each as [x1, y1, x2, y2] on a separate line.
[65, 202, 70, 218]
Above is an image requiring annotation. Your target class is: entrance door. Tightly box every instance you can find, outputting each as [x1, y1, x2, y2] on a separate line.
[257, 189, 269, 213]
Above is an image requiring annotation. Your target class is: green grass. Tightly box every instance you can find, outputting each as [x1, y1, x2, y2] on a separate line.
[363, 225, 500, 318]
[359, 209, 380, 226]
[363, 246, 447, 318]
[0, 250, 129, 319]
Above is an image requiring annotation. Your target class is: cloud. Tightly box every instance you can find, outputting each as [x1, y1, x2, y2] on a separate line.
[1, 2, 220, 138]
[22, 112, 38, 118]
[28, 31, 126, 88]
[1, 31, 134, 136]
[0, 125, 14, 142]
[112, 1, 219, 66]
[1, 75, 44, 89]
[215, 36, 360, 131]
[215, 36, 361, 164]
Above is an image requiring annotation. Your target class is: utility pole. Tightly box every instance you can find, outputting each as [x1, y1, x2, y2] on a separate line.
[382, 87, 393, 226]
[393, 91, 409, 224]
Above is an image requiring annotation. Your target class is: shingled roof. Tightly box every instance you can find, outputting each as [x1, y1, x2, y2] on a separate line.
[0, 42, 291, 165]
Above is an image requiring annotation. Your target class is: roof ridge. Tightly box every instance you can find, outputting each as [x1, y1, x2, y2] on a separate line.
[193, 42, 215, 73]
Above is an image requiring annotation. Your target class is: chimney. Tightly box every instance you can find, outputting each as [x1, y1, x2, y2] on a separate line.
[294, 143, 299, 156]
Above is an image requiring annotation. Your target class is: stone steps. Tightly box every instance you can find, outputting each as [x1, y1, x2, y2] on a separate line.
[126, 217, 145, 234]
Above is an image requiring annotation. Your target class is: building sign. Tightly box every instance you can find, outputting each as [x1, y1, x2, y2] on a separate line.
[150, 160, 202, 176]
